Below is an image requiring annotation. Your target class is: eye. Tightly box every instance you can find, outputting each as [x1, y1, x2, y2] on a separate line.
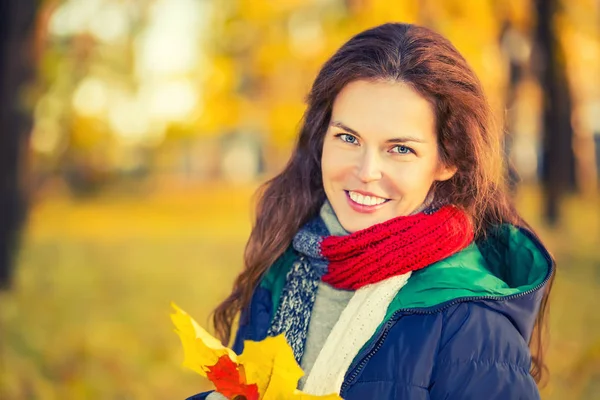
[335, 133, 359, 145]
[391, 145, 413, 155]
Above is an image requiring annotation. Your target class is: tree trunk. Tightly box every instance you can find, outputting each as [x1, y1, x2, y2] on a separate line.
[534, 0, 577, 226]
[0, 0, 37, 289]
[499, 19, 528, 196]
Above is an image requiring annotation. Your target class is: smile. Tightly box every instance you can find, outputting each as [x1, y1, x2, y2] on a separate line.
[348, 190, 388, 205]
[345, 190, 390, 213]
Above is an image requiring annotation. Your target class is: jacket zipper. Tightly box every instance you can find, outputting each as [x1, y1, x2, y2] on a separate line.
[339, 227, 556, 395]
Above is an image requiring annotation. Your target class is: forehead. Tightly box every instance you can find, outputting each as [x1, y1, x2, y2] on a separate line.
[331, 80, 436, 140]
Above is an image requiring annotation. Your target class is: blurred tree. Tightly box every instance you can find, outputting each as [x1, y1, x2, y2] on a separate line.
[534, 0, 577, 225]
[557, 0, 600, 196]
[204, 0, 352, 173]
[0, 0, 37, 289]
[499, 19, 530, 194]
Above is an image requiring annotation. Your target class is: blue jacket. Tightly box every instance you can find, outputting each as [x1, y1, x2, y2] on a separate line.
[188, 225, 553, 400]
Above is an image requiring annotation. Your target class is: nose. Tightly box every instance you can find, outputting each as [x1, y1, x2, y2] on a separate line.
[357, 150, 383, 183]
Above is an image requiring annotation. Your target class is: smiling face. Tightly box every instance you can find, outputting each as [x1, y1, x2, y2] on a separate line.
[321, 79, 457, 233]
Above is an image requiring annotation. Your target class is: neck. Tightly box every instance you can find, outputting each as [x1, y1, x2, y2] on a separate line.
[320, 200, 350, 237]
[409, 191, 435, 216]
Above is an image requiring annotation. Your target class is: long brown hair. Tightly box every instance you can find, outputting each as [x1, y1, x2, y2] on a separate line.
[212, 23, 554, 384]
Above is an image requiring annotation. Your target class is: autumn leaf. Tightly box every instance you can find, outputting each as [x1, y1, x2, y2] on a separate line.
[171, 302, 237, 375]
[171, 302, 343, 400]
[239, 335, 302, 398]
[207, 355, 259, 400]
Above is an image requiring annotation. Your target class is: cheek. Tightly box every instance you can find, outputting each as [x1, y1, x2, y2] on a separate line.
[321, 144, 334, 183]
[322, 146, 351, 182]
[387, 162, 437, 194]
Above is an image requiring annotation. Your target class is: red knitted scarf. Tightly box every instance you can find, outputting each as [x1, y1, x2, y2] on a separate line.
[320, 205, 474, 290]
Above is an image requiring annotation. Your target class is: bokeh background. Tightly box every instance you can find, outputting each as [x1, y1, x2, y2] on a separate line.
[0, 0, 599, 399]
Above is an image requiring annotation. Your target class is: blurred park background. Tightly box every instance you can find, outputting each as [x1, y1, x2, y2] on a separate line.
[0, 0, 599, 399]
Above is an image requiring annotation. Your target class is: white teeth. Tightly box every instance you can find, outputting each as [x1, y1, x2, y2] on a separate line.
[348, 191, 387, 206]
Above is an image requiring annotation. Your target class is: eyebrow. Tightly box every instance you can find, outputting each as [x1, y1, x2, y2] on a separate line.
[329, 121, 427, 144]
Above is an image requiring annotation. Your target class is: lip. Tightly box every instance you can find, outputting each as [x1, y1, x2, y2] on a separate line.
[345, 190, 390, 214]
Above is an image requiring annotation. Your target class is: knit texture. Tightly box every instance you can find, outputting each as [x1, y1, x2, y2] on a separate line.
[266, 258, 320, 363]
[298, 203, 353, 389]
[266, 201, 344, 363]
[322, 205, 474, 290]
[298, 281, 353, 390]
[302, 272, 412, 396]
[268, 201, 473, 364]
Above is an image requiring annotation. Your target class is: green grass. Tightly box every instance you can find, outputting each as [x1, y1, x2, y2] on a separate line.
[0, 183, 598, 399]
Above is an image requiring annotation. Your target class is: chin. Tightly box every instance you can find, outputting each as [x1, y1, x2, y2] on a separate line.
[338, 213, 381, 233]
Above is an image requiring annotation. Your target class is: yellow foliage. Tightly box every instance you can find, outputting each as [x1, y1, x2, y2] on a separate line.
[171, 303, 342, 400]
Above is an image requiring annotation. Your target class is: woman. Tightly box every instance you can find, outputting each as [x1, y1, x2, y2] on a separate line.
[191, 22, 554, 399]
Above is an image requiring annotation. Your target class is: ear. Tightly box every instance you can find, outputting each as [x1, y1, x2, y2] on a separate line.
[435, 164, 457, 182]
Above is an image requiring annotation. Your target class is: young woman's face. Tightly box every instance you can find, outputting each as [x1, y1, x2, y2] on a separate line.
[321, 79, 456, 233]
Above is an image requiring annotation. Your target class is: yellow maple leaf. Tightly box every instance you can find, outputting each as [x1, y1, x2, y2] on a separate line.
[171, 302, 237, 376]
[171, 302, 343, 400]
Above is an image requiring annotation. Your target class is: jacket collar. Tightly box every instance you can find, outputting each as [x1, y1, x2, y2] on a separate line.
[384, 224, 553, 341]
